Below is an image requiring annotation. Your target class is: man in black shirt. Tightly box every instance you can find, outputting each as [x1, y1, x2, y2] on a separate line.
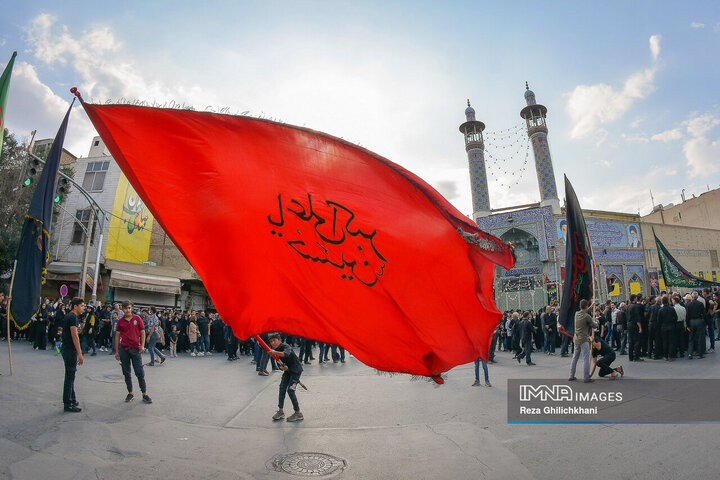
[647, 297, 661, 359]
[541, 306, 557, 355]
[658, 295, 678, 360]
[61, 298, 85, 412]
[616, 302, 627, 353]
[196, 311, 211, 356]
[627, 295, 644, 361]
[591, 337, 623, 379]
[268, 333, 304, 422]
[516, 314, 536, 365]
[686, 292, 706, 359]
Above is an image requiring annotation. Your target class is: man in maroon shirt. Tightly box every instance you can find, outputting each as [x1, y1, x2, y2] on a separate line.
[114, 300, 152, 403]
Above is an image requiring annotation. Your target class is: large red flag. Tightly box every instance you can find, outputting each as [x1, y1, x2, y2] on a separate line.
[78, 95, 514, 379]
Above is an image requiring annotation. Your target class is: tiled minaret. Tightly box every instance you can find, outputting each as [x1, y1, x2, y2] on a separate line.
[520, 83, 560, 214]
[459, 100, 490, 221]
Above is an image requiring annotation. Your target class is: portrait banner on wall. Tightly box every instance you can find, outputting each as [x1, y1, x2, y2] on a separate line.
[556, 219, 641, 249]
[105, 172, 155, 263]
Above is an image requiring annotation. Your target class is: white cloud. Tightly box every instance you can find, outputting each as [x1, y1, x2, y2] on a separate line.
[685, 113, 720, 137]
[566, 35, 661, 141]
[621, 133, 649, 143]
[12, 14, 225, 157]
[649, 35, 661, 61]
[4, 62, 96, 156]
[630, 117, 644, 128]
[651, 128, 683, 142]
[690, 22, 705, 29]
[434, 180, 460, 201]
[580, 182, 653, 214]
[682, 113, 720, 177]
[25, 14, 205, 104]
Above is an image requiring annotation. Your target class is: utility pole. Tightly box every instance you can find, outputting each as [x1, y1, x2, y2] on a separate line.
[80, 209, 93, 300]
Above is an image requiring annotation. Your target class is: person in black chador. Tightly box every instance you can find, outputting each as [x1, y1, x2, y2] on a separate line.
[268, 333, 304, 422]
[590, 337, 623, 380]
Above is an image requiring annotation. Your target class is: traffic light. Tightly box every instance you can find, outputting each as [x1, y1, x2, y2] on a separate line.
[23, 157, 41, 187]
[54, 177, 70, 203]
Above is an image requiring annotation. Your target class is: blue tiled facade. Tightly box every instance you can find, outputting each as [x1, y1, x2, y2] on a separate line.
[627, 265, 645, 279]
[468, 149, 490, 212]
[475, 205, 653, 309]
[476, 206, 554, 262]
[604, 265, 624, 281]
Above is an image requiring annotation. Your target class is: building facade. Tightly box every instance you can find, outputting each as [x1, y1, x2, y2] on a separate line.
[468, 86, 720, 310]
[44, 136, 212, 309]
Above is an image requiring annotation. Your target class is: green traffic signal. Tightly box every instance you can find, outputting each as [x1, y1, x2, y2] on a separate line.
[24, 158, 41, 186]
[54, 177, 69, 202]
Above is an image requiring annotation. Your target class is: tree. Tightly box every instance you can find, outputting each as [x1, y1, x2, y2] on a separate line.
[0, 131, 74, 288]
[0, 130, 32, 284]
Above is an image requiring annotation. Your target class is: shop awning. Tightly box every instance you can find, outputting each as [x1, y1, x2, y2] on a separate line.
[47, 261, 83, 274]
[109, 269, 181, 295]
[46, 262, 100, 290]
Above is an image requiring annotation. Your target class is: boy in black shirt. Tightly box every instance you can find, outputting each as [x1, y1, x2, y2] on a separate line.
[268, 333, 304, 422]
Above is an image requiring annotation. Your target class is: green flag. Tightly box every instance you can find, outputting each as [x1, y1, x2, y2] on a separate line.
[0, 51, 17, 158]
[654, 229, 720, 288]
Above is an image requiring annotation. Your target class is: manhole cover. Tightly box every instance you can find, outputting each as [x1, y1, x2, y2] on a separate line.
[268, 452, 346, 476]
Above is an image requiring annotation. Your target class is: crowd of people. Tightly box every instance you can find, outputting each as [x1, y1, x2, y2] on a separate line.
[490, 287, 719, 369]
[1, 287, 718, 402]
[0, 292, 354, 421]
[0, 293, 349, 375]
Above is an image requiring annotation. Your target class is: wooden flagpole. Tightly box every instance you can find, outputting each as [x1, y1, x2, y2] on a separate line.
[6, 260, 17, 376]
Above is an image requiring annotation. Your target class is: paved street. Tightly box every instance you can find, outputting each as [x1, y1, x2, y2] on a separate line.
[1, 340, 719, 480]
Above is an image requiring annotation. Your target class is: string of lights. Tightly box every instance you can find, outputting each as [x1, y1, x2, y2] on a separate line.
[480, 123, 532, 188]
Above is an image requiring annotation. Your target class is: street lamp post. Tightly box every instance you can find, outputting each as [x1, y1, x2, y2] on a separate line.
[30, 153, 108, 305]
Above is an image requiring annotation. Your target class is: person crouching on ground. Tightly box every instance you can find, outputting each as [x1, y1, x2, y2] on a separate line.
[268, 333, 304, 422]
[590, 337, 623, 380]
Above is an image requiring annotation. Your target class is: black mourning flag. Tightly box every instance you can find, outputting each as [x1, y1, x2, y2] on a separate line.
[10, 102, 73, 329]
[557, 175, 593, 336]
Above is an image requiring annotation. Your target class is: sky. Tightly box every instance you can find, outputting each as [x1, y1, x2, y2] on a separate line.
[1, 1, 719, 218]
